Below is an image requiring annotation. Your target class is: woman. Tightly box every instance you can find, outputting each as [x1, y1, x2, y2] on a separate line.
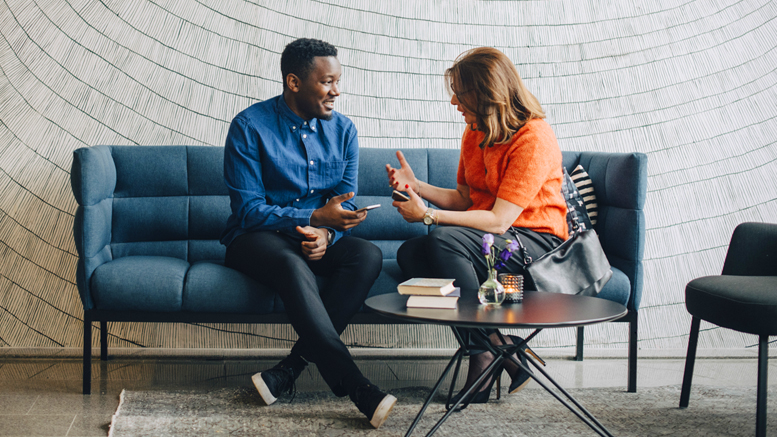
[387, 47, 568, 406]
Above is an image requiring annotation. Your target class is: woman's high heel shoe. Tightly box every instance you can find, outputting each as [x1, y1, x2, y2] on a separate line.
[505, 335, 543, 394]
[447, 367, 501, 411]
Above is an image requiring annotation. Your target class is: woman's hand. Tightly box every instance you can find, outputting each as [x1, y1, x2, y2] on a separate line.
[393, 184, 428, 223]
[386, 151, 420, 194]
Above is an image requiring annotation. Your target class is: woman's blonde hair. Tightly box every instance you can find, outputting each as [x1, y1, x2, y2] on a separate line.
[445, 47, 545, 148]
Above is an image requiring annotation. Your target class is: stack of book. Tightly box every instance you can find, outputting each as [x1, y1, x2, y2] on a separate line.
[397, 278, 460, 309]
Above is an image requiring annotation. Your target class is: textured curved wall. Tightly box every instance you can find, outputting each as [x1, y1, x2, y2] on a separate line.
[1, 0, 775, 352]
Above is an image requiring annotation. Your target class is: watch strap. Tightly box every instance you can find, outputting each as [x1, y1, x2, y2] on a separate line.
[326, 228, 335, 246]
[423, 208, 437, 225]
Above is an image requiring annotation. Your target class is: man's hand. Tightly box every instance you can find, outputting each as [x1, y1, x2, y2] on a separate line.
[310, 192, 366, 231]
[386, 151, 419, 194]
[296, 226, 328, 261]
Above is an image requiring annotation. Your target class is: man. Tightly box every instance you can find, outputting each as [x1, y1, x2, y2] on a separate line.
[220, 38, 396, 428]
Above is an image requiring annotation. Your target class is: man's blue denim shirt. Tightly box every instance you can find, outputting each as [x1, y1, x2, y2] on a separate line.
[220, 95, 359, 247]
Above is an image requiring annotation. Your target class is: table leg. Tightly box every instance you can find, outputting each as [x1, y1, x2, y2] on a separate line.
[426, 353, 505, 437]
[507, 342, 615, 437]
[406, 327, 614, 437]
[405, 347, 465, 437]
[406, 327, 504, 436]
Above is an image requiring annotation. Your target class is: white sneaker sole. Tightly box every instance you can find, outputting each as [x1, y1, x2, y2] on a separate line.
[252, 372, 277, 406]
[370, 394, 397, 429]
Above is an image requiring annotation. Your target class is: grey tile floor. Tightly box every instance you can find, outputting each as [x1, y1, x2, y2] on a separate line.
[0, 348, 774, 436]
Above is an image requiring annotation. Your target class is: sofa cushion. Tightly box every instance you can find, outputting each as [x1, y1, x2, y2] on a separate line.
[187, 146, 229, 196]
[596, 266, 630, 307]
[352, 148, 431, 245]
[350, 194, 428, 246]
[368, 260, 406, 298]
[112, 197, 189, 243]
[183, 262, 277, 314]
[111, 146, 188, 198]
[91, 256, 188, 311]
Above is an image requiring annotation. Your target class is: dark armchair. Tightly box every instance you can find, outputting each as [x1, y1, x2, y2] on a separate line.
[679, 222, 777, 437]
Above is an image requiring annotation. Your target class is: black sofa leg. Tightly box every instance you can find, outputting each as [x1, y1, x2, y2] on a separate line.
[575, 327, 584, 361]
[628, 314, 638, 392]
[756, 334, 768, 437]
[100, 321, 108, 361]
[679, 316, 700, 408]
[83, 312, 92, 395]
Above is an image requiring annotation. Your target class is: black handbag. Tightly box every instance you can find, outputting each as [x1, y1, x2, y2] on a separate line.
[512, 227, 612, 297]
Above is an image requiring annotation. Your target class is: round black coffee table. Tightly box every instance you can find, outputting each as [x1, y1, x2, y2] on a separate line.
[365, 291, 627, 437]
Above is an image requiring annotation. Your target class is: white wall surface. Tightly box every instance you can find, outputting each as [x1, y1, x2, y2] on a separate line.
[1, 0, 775, 352]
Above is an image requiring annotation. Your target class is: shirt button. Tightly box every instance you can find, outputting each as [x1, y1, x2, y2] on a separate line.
[296, 198, 299, 202]
[292, 126, 296, 130]
[303, 134, 307, 139]
[310, 160, 314, 165]
[310, 190, 314, 193]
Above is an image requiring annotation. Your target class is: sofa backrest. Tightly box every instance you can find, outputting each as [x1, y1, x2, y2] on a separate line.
[349, 148, 460, 258]
[71, 145, 646, 311]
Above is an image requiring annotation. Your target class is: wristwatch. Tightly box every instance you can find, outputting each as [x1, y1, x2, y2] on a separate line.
[422, 208, 437, 226]
[326, 228, 335, 246]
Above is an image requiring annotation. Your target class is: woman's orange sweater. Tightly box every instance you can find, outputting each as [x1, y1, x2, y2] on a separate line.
[456, 118, 568, 241]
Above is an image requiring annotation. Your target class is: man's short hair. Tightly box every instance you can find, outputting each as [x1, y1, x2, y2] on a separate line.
[281, 39, 338, 84]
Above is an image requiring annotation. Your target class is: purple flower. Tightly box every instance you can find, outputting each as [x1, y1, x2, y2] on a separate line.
[506, 239, 520, 252]
[499, 248, 512, 262]
[482, 233, 494, 246]
[494, 260, 505, 270]
[481, 242, 490, 256]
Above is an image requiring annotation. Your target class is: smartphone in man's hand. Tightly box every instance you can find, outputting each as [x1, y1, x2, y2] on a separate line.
[392, 190, 410, 202]
[356, 204, 381, 212]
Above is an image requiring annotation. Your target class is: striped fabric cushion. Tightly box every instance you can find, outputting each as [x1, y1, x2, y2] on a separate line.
[570, 165, 598, 225]
[561, 168, 592, 234]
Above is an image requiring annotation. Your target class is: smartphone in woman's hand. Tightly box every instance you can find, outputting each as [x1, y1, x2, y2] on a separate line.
[392, 190, 410, 202]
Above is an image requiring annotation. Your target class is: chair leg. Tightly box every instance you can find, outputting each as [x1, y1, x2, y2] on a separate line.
[679, 316, 701, 408]
[575, 326, 584, 361]
[100, 321, 108, 361]
[628, 314, 638, 392]
[83, 312, 92, 395]
[756, 335, 768, 437]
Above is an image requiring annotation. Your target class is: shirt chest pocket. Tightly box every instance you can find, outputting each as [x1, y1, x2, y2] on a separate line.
[315, 160, 348, 190]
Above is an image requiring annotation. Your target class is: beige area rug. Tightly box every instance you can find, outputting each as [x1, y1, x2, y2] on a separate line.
[108, 385, 775, 436]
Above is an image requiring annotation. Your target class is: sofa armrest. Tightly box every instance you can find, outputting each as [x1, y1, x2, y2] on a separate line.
[71, 146, 117, 310]
[577, 152, 648, 312]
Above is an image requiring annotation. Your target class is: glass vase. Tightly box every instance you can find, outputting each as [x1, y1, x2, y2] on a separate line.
[478, 269, 505, 305]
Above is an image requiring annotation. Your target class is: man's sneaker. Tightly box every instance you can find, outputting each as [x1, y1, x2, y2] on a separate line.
[349, 383, 397, 429]
[252, 364, 297, 406]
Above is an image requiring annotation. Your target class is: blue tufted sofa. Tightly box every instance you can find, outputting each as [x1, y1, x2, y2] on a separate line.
[71, 146, 646, 394]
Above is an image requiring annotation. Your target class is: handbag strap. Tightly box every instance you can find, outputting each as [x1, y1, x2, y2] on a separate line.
[510, 217, 585, 267]
[508, 227, 534, 266]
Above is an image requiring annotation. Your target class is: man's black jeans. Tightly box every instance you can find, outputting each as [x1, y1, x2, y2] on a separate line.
[226, 231, 382, 396]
